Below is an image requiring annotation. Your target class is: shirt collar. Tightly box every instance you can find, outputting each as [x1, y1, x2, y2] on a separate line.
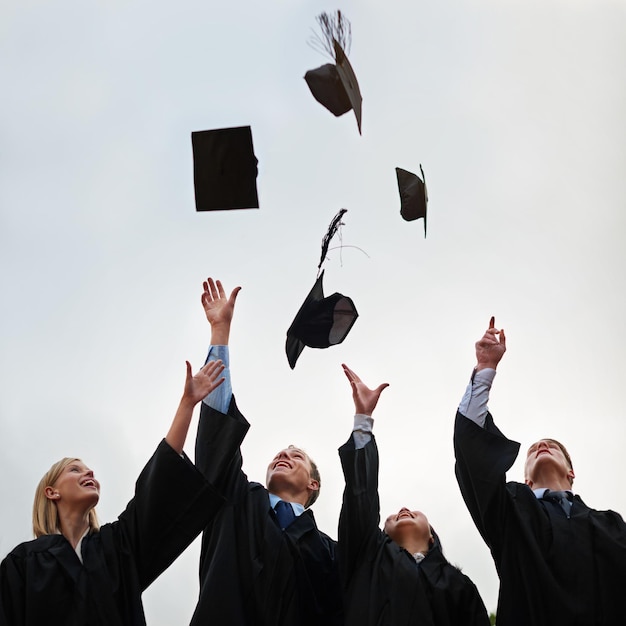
[268, 493, 305, 516]
[533, 487, 574, 499]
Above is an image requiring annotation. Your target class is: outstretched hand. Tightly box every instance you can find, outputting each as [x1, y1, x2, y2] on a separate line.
[342, 364, 389, 417]
[201, 277, 241, 344]
[475, 316, 506, 371]
[166, 359, 226, 454]
[183, 359, 225, 405]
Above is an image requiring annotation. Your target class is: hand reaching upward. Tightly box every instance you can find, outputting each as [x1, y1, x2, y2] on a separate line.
[183, 359, 225, 405]
[166, 359, 225, 454]
[201, 277, 241, 345]
[475, 316, 506, 371]
[342, 364, 389, 417]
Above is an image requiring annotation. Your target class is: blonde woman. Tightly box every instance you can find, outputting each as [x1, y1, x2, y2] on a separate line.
[0, 359, 226, 626]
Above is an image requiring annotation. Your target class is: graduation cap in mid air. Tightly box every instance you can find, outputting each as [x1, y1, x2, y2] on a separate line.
[286, 209, 359, 369]
[191, 125, 259, 211]
[396, 165, 428, 237]
[304, 11, 362, 134]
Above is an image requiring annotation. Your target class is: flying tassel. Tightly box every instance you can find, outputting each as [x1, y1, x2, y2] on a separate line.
[308, 10, 352, 60]
[317, 208, 348, 275]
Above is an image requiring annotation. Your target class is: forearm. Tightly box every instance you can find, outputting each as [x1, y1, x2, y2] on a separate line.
[165, 397, 197, 454]
[203, 345, 232, 412]
[458, 368, 496, 428]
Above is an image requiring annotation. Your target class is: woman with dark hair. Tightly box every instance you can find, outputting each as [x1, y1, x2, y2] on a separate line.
[0, 359, 226, 626]
[338, 364, 490, 626]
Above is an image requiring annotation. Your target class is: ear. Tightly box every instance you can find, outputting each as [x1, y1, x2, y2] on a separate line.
[524, 478, 534, 488]
[568, 469, 575, 483]
[428, 535, 434, 546]
[44, 486, 59, 501]
[308, 479, 320, 493]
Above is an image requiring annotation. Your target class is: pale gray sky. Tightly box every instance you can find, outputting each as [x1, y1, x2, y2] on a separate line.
[1, 0, 625, 621]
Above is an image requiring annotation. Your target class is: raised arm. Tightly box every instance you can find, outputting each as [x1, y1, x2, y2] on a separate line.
[454, 319, 519, 550]
[458, 317, 506, 427]
[196, 277, 250, 490]
[201, 277, 241, 414]
[338, 365, 389, 583]
[117, 358, 227, 589]
[165, 359, 225, 454]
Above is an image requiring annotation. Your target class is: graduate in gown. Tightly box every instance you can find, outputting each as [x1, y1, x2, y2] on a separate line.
[0, 359, 227, 626]
[339, 365, 490, 626]
[190, 277, 343, 626]
[454, 318, 626, 626]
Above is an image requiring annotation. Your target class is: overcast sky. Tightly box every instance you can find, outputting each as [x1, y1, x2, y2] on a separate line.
[1, 0, 625, 621]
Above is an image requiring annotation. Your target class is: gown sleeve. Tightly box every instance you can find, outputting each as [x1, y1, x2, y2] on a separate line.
[453, 410, 520, 553]
[338, 435, 384, 587]
[195, 395, 250, 501]
[114, 438, 225, 590]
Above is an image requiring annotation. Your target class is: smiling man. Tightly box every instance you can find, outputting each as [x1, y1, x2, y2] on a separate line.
[454, 318, 626, 626]
[266, 446, 321, 510]
[190, 278, 342, 626]
[338, 364, 489, 626]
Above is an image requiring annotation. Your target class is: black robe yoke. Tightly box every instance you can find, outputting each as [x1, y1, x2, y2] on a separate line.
[0, 440, 224, 626]
[191, 397, 343, 626]
[339, 435, 489, 626]
[454, 411, 626, 626]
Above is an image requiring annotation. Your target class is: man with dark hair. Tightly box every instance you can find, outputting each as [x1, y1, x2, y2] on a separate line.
[454, 317, 626, 626]
[190, 278, 342, 626]
[339, 364, 490, 626]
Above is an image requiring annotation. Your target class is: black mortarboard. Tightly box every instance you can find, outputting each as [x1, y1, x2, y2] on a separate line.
[304, 12, 363, 134]
[286, 209, 359, 369]
[191, 126, 259, 211]
[286, 271, 358, 370]
[304, 63, 351, 117]
[396, 165, 428, 237]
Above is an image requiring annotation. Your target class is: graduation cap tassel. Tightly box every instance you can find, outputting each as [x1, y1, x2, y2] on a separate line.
[309, 10, 352, 60]
[317, 208, 347, 276]
[286, 206, 358, 369]
[304, 10, 362, 134]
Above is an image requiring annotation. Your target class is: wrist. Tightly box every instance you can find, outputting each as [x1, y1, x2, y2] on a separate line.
[210, 324, 231, 345]
[178, 395, 199, 410]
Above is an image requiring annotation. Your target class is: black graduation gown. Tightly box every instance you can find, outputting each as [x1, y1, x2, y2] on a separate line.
[191, 397, 343, 626]
[0, 440, 224, 626]
[338, 435, 490, 626]
[454, 411, 626, 626]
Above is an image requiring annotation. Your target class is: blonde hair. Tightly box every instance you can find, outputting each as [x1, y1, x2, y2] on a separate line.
[32, 457, 100, 538]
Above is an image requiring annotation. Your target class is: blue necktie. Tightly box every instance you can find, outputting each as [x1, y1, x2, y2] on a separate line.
[274, 500, 296, 530]
[543, 489, 573, 518]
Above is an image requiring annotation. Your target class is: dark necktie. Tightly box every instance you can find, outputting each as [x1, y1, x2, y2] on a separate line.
[274, 500, 296, 530]
[542, 489, 573, 518]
